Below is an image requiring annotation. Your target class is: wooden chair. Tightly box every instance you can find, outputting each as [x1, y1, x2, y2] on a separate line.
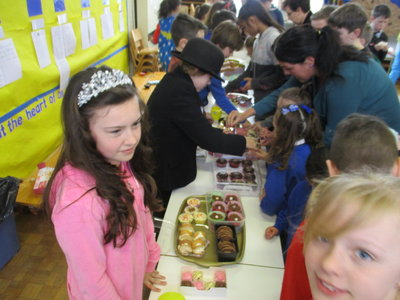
[129, 29, 160, 73]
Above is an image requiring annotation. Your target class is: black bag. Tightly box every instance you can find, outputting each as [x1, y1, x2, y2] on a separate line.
[0, 177, 20, 223]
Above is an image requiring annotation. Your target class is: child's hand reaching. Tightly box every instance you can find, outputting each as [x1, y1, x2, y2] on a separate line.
[239, 77, 252, 92]
[249, 148, 268, 160]
[144, 270, 167, 292]
[265, 226, 279, 239]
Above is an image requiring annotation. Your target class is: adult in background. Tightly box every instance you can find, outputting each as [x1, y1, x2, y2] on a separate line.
[227, 25, 400, 146]
[260, 0, 284, 26]
[282, 0, 312, 25]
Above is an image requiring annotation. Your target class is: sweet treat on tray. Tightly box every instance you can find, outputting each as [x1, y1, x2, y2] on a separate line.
[178, 212, 194, 223]
[211, 200, 227, 213]
[243, 166, 254, 174]
[184, 205, 198, 214]
[178, 242, 193, 256]
[228, 158, 241, 168]
[244, 173, 256, 184]
[192, 270, 203, 281]
[208, 211, 226, 221]
[227, 212, 244, 222]
[179, 223, 194, 234]
[215, 281, 227, 288]
[204, 281, 215, 290]
[182, 271, 193, 281]
[227, 201, 242, 212]
[216, 158, 227, 168]
[229, 172, 243, 182]
[211, 194, 223, 202]
[181, 280, 193, 287]
[225, 194, 239, 202]
[216, 225, 234, 241]
[178, 233, 193, 242]
[186, 197, 201, 207]
[216, 172, 229, 182]
[242, 159, 253, 167]
[193, 281, 205, 290]
[217, 240, 236, 253]
[214, 270, 226, 283]
[192, 245, 206, 256]
[193, 211, 207, 224]
[193, 230, 207, 242]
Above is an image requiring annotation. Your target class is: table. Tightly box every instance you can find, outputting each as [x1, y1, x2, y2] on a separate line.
[132, 71, 165, 103]
[150, 157, 285, 300]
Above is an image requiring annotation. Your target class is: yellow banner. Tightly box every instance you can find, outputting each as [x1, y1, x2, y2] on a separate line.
[0, 0, 129, 178]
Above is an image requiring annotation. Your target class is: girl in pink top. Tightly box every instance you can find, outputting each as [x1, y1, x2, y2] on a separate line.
[44, 66, 166, 299]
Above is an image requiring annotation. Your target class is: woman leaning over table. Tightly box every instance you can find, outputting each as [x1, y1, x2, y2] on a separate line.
[227, 25, 400, 146]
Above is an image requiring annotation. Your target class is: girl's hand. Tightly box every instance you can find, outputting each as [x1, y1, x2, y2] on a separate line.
[249, 148, 268, 160]
[265, 226, 279, 239]
[245, 136, 258, 151]
[227, 108, 256, 127]
[144, 271, 167, 292]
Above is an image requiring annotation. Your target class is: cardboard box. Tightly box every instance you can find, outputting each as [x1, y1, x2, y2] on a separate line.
[0, 213, 20, 269]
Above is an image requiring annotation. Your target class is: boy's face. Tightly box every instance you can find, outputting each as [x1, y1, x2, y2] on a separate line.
[333, 26, 358, 46]
[305, 212, 400, 300]
[371, 16, 389, 32]
[284, 6, 306, 25]
[219, 46, 234, 58]
[191, 73, 211, 92]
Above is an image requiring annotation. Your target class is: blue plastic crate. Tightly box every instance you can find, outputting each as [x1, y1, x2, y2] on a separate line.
[0, 213, 20, 269]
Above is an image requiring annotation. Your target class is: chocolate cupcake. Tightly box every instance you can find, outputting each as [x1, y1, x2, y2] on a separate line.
[229, 158, 241, 168]
[227, 211, 244, 222]
[208, 211, 226, 221]
[228, 201, 242, 212]
[225, 194, 239, 202]
[212, 201, 227, 213]
[229, 172, 243, 183]
[216, 158, 227, 168]
[244, 173, 256, 184]
[211, 194, 223, 202]
[216, 172, 229, 182]
[242, 159, 253, 167]
[243, 166, 254, 174]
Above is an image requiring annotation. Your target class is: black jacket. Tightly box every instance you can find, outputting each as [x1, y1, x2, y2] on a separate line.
[147, 67, 246, 191]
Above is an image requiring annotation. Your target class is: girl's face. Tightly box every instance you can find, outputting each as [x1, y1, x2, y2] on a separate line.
[279, 61, 316, 83]
[89, 96, 142, 166]
[305, 212, 400, 300]
[191, 73, 211, 92]
[239, 19, 258, 37]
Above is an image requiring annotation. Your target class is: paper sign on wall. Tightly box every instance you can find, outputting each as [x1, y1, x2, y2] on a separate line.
[31, 29, 51, 68]
[0, 39, 22, 88]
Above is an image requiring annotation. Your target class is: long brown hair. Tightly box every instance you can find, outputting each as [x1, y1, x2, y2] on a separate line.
[267, 104, 323, 170]
[43, 66, 162, 247]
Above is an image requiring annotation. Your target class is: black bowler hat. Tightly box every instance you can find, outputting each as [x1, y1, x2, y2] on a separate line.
[173, 38, 225, 81]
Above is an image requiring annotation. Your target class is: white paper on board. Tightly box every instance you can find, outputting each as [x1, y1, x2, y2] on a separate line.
[88, 18, 98, 46]
[55, 58, 70, 90]
[82, 10, 91, 19]
[0, 26, 4, 39]
[80, 19, 90, 50]
[101, 13, 114, 40]
[62, 23, 76, 56]
[119, 11, 124, 32]
[31, 29, 51, 68]
[0, 38, 23, 88]
[51, 25, 65, 60]
[58, 13, 68, 25]
[31, 18, 45, 31]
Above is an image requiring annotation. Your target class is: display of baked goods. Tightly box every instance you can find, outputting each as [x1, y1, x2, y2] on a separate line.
[180, 267, 227, 297]
[174, 194, 245, 267]
[213, 156, 260, 196]
[227, 92, 253, 108]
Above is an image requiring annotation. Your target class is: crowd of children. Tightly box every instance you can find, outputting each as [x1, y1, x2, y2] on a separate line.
[44, 0, 400, 299]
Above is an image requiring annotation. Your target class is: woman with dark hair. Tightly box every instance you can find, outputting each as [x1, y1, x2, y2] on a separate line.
[225, 0, 286, 102]
[228, 25, 400, 145]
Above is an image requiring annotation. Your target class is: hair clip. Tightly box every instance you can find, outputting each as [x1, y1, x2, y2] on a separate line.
[300, 104, 312, 114]
[77, 69, 132, 108]
[281, 104, 300, 115]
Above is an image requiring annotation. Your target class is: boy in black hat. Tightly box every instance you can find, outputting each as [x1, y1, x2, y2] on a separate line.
[147, 38, 256, 213]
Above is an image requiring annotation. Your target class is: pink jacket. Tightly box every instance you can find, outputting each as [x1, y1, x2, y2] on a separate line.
[50, 162, 161, 300]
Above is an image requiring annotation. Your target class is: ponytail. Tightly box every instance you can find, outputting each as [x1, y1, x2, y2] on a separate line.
[158, 0, 181, 19]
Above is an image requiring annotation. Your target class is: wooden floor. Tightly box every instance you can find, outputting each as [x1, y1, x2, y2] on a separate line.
[0, 208, 68, 300]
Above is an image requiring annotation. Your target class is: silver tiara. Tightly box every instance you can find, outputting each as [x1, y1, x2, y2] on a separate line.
[77, 69, 132, 107]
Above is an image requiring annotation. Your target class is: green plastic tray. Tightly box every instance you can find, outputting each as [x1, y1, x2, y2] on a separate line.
[174, 195, 246, 267]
